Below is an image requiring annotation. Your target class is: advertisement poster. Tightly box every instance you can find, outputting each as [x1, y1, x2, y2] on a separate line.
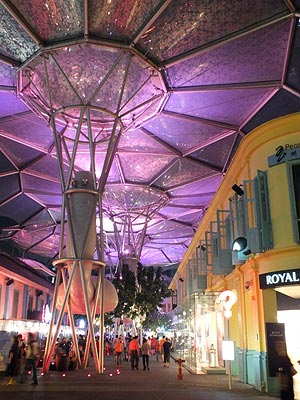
[266, 322, 286, 377]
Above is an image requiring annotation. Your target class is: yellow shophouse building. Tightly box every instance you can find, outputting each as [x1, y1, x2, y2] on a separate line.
[169, 113, 300, 396]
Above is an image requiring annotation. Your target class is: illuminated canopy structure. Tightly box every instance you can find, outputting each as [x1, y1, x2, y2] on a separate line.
[1, 1, 299, 269]
[103, 184, 169, 271]
[0, 0, 300, 372]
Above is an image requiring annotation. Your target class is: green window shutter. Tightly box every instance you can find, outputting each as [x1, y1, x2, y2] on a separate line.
[243, 178, 262, 253]
[230, 193, 247, 238]
[195, 241, 207, 290]
[241, 170, 273, 254]
[197, 240, 207, 275]
[216, 210, 234, 274]
[205, 222, 220, 271]
[208, 215, 234, 275]
[188, 259, 193, 295]
[217, 209, 233, 250]
[205, 230, 213, 267]
[255, 170, 273, 250]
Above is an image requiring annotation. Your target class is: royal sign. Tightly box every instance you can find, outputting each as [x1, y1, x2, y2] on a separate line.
[259, 269, 300, 289]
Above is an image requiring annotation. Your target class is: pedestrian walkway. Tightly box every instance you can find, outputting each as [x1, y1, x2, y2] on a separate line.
[0, 354, 279, 400]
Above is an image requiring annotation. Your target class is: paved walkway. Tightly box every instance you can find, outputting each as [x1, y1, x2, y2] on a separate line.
[0, 355, 280, 400]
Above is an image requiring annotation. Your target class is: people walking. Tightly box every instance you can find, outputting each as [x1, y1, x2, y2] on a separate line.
[159, 336, 166, 362]
[150, 336, 157, 357]
[274, 341, 296, 400]
[17, 334, 26, 373]
[20, 332, 39, 385]
[114, 336, 123, 366]
[278, 353, 296, 399]
[162, 337, 172, 368]
[6, 335, 19, 385]
[155, 337, 161, 361]
[141, 337, 150, 370]
[128, 335, 139, 370]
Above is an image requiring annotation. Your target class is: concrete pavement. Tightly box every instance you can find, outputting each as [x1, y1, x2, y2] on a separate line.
[0, 354, 280, 400]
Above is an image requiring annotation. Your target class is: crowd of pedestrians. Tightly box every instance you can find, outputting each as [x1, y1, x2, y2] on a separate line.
[5, 332, 87, 384]
[6, 332, 38, 385]
[4, 331, 173, 385]
[105, 334, 173, 371]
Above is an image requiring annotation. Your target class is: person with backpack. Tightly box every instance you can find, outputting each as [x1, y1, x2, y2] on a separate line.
[20, 332, 39, 385]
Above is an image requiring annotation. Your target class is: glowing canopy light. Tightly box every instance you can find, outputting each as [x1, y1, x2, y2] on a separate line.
[18, 44, 167, 143]
[103, 184, 169, 268]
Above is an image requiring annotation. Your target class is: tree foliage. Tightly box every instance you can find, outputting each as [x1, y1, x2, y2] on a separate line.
[142, 309, 172, 331]
[110, 263, 172, 321]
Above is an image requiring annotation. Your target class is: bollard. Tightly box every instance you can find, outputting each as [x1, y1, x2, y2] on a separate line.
[175, 358, 185, 380]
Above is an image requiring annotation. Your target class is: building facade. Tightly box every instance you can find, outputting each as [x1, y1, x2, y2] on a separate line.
[0, 254, 55, 371]
[169, 113, 300, 396]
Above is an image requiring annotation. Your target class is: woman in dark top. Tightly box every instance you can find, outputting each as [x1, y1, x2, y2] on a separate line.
[278, 353, 295, 400]
[162, 337, 172, 368]
[6, 335, 19, 385]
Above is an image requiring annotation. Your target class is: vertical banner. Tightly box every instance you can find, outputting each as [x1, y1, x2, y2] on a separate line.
[265, 322, 286, 376]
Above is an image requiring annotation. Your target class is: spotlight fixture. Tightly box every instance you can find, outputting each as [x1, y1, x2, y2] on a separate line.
[36, 290, 43, 297]
[179, 278, 184, 282]
[232, 184, 244, 196]
[5, 278, 14, 286]
[232, 236, 247, 252]
[200, 244, 206, 252]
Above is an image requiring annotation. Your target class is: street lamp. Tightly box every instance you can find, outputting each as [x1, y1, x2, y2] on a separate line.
[232, 236, 247, 252]
[219, 290, 237, 390]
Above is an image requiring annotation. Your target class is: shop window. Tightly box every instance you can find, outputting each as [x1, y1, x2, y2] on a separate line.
[171, 290, 177, 310]
[287, 162, 300, 243]
[38, 298, 44, 312]
[28, 295, 33, 313]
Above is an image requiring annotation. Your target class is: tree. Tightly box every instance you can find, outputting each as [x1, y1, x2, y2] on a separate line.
[109, 263, 172, 323]
[142, 309, 172, 331]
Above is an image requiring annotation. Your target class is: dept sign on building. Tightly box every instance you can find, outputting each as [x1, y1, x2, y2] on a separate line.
[259, 269, 300, 289]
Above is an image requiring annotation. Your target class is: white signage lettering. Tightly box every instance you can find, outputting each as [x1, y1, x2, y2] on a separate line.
[265, 272, 300, 286]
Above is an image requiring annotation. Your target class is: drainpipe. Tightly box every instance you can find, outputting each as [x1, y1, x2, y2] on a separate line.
[249, 259, 266, 392]
[236, 266, 248, 381]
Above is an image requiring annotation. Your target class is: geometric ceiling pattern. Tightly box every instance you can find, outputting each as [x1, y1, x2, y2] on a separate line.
[0, 0, 300, 269]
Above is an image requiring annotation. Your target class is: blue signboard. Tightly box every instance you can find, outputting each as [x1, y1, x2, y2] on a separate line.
[268, 146, 300, 167]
